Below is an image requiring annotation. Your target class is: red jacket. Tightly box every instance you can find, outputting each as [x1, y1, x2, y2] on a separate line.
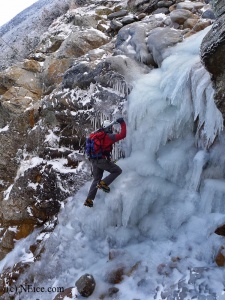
[101, 121, 126, 158]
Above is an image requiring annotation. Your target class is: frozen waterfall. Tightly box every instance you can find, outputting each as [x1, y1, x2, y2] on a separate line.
[2, 27, 225, 300]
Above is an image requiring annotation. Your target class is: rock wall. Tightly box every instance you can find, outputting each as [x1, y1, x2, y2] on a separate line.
[211, 0, 225, 17]
[201, 0, 225, 117]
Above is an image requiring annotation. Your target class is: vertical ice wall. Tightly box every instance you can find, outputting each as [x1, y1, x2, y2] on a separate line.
[122, 26, 223, 231]
[128, 27, 223, 157]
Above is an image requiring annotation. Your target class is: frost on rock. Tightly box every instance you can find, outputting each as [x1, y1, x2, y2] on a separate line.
[44, 129, 60, 147]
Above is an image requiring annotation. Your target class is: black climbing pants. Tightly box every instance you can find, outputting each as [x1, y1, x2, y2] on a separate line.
[87, 159, 122, 200]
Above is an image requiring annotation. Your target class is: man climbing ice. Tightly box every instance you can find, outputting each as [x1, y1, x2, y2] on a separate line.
[84, 118, 126, 207]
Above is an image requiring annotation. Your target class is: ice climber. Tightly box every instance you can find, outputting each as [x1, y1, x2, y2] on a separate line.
[84, 118, 126, 207]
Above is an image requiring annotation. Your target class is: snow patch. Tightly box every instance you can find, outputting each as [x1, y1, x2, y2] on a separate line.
[3, 184, 13, 201]
[44, 130, 60, 147]
[0, 125, 9, 132]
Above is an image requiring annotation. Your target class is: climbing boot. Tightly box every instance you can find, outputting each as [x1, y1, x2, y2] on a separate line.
[84, 198, 93, 207]
[97, 180, 110, 193]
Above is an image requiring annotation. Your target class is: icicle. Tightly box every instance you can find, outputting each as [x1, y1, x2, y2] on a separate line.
[109, 76, 128, 97]
[187, 150, 209, 191]
[190, 63, 223, 148]
[126, 27, 224, 221]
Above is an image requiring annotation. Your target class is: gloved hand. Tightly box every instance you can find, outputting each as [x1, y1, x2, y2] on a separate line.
[116, 117, 124, 124]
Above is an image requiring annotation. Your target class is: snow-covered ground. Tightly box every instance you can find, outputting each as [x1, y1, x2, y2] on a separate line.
[1, 24, 225, 300]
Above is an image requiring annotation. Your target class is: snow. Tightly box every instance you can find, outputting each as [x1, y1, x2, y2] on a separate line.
[0, 229, 39, 270]
[1, 18, 225, 300]
[8, 226, 17, 233]
[3, 184, 13, 201]
[154, 13, 167, 20]
[16, 156, 43, 179]
[44, 129, 60, 147]
[27, 182, 39, 190]
[0, 124, 9, 132]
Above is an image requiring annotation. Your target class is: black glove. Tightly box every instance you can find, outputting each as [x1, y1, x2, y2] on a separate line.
[116, 117, 124, 124]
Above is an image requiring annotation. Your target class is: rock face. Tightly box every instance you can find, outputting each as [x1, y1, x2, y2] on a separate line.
[202, 9, 216, 20]
[215, 223, 225, 236]
[170, 9, 196, 25]
[127, 0, 156, 12]
[201, 1, 225, 115]
[176, 1, 204, 11]
[54, 287, 78, 299]
[75, 274, 96, 297]
[147, 27, 183, 66]
[211, 0, 225, 17]
[215, 246, 225, 267]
